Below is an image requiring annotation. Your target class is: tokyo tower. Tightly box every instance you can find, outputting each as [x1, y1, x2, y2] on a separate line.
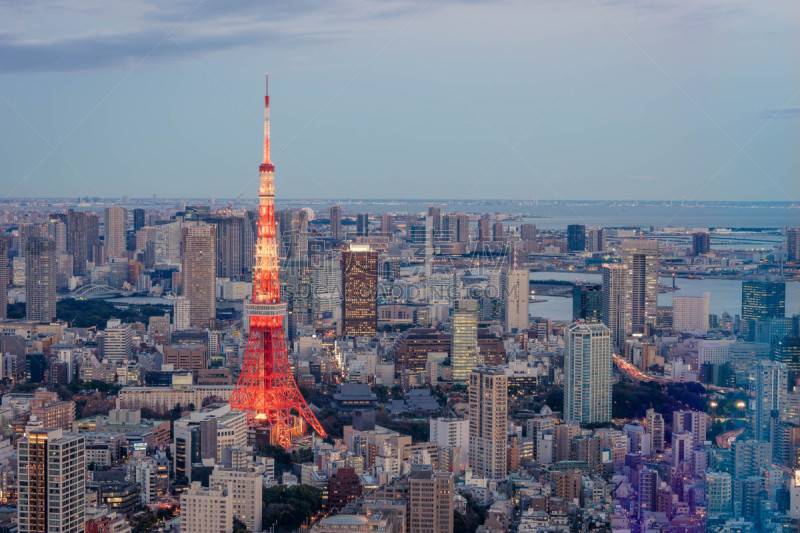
[228, 75, 327, 448]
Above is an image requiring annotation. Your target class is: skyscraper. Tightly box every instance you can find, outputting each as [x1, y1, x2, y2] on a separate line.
[329, 206, 342, 240]
[356, 214, 369, 237]
[469, 367, 508, 479]
[691, 232, 711, 256]
[208, 215, 244, 279]
[181, 223, 216, 328]
[380, 213, 393, 239]
[492, 221, 504, 242]
[742, 281, 786, 324]
[25, 237, 56, 322]
[788, 228, 800, 262]
[754, 360, 788, 441]
[478, 218, 490, 242]
[66, 210, 91, 275]
[567, 224, 586, 252]
[503, 268, 529, 333]
[602, 263, 630, 348]
[133, 208, 146, 232]
[573, 283, 602, 323]
[104, 206, 128, 259]
[451, 299, 478, 384]
[621, 239, 658, 332]
[18, 428, 86, 533]
[341, 244, 378, 337]
[0, 238, 7, 320]
[563, 322, 612, 424]
[587, 228, 606, 252]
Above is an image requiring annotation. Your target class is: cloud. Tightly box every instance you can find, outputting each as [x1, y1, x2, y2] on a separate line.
[757, 107, 800, 120]
[0, 25, 334, 73]
[628, 175, 659, 182]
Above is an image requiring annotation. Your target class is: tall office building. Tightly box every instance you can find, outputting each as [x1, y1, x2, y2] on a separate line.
[18, 428, 86, 533]
[380, 213, 393, 239]
[645, 408, 665, 453]
[672, 292, 710, 335]
[587, 228, 606, 252]
[621, 239, 658, 332]
[691, 232, 711, 256]
[469, 367, 508, 479]
[330, 206, 342, 240]
[477, 218, 491, 242]
[25, 237, 56, 322]
[428, 206, 442, 234]
[209, 216, 244, 279]
[602, 263, 630, 348]
[281, 257, 313, 340]
[563, 322, 612, 424]
[0, 238, 7, 320]
[276, 209, 309, 259]
[66, 210, 92, 275]
[567, 224, 586, 252]
[356, 214, 369, 237]
[133, 208, 146, 232]
[49, 220, 67, 254]
[181, 223, 216, 328]
[409, 469, 454, 533]
[788, 228, 800, 262]
[742, 281, 786, 324]
[451, 299, 478, 384]
[492, 222, 504, 242]
[754, 360, 789, 441]
[341, 244, 378, 337]
[104, 207, 128, 259]
[573, 283, 602, 323]
[503, 269, 529, 333]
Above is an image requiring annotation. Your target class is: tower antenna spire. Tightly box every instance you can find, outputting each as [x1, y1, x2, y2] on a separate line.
[262, 73, 272, 168]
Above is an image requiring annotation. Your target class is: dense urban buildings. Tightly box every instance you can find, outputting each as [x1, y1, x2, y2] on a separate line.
[181, 223, 216, 328]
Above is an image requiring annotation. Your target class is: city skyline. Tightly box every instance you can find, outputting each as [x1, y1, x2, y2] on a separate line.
[2, 1, 799, 202]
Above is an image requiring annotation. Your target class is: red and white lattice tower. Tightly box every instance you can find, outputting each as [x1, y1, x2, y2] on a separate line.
[228, 75, 326, 448]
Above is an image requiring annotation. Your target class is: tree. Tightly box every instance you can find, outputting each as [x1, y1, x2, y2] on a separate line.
[233, 518, 249, 533]
[170, 403, 183, 420]
[262, 485, 322, 532]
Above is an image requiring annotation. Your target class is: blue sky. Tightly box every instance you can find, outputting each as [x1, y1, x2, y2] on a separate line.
[1, 0, 799, 201]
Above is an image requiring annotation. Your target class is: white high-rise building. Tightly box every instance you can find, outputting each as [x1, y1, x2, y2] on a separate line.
[154, 221, 183, 266]
[101, 319, 133, 364]
[602, 263, 630, 348]
[672, 432, 693, 464]
[469, 367, 507, 479]
[673, 292, 710, 335]
[104, 207, 128, 260]
[563, 322, 612, 424]
[209, 468, 263, 532]
[18, 428, 86, 533]
[451, 300, 478, 384]
[698, 339, 733, 366]
[430, 417, 469, 463]
[180, 482, 232, 533]
[504, 268, 529, 333]
[174, 296, 191, 331]
[674, 410, 709, 448]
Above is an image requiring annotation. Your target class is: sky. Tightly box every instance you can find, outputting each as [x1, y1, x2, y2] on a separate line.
[1, 0, 799, 202]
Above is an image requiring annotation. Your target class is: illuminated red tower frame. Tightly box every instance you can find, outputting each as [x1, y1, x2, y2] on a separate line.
[228, 74, 327, 448]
